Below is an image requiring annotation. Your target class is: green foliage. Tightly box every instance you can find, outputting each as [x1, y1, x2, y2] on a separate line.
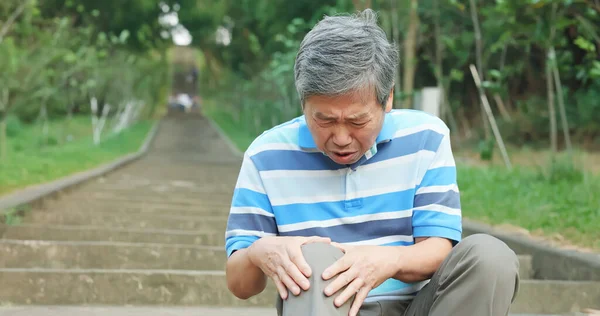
[0, 204, 30, 225]
[5, 116, 22, 137]
[200, 15, 315, 136]
[38, 0, 172, 52]
[478, 139, 495, 161]
[0, 1, 170, 163]
[182, 0, 600, 152]
[1, 208, 22, 225]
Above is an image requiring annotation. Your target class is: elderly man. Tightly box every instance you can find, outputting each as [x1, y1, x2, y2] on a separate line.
[224, 9, 520, 316]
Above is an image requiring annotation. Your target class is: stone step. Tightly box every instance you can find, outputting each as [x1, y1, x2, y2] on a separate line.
[519, 254, 534, 280]
[72, 188, 236, 200]
[0, 269, 274, 306]
[64, 193, 235, 206]
[83, 173, 239, 184]
[75, 179, 238, 193]
[26, 205, 231, 217]
[91, 163, 240, 176]
[0, 240, 225, 270]
[47, 197, 232, 210]
[511, 280, 600, 314]
[0, 307, 277, 316]
[0, 240, 534, 280]
[0, 306, 566, 316]
[24, 211, 228, 231]
[0, 269, 597, 314]
[1, 224, 224, 246]
[42, 200, 231, 214]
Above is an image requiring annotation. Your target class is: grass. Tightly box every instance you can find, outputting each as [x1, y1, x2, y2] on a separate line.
[458, 164, 600, 250]
[0, 116, 154, 196]
[203, 105, 600, 250]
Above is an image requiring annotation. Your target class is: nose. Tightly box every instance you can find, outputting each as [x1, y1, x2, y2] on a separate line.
[332, 125, 352, 147]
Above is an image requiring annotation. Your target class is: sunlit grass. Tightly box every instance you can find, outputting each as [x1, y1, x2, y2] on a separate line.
[202, 101, 260, 152]
[458, 164, 600, 250]
[0, 116, 154, 196]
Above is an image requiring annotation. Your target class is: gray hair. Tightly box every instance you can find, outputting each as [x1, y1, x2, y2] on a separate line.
[294, 9, 399, 108]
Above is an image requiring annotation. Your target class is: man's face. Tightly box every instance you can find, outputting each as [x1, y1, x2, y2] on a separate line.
[303, 91, 393, 165]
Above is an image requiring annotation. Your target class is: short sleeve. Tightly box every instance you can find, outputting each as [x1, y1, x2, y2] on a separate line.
[225, 154, 278, 257]
[412, 127, 462, 244]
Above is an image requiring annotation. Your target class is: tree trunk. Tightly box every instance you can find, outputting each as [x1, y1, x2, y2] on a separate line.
[493, 94, 512, 122]
[0, 88, 9, 162]
[433, 0, 459, 136]
[402, 0, 419, 109]
[390, 0, 401, 106]
[547, 3, 558, 156]
[469, 0, 491, 140]
[550, 47, 572, 153]
[458, 107, 473, 139]
[40, 99, 49, 147]
[546, 57, 557, 155]
[0, 114, 6, 162]
[470, 64, 512, 170]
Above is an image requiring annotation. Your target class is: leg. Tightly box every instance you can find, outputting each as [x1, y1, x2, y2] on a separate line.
[276, 242, 382, 316]
[404, 234, 520, 316]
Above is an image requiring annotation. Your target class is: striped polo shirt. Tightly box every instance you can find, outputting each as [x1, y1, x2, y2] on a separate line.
[225, 109, 462, 301]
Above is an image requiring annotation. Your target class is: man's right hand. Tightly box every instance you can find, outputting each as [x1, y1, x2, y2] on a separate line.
[247, 236, 331, 300]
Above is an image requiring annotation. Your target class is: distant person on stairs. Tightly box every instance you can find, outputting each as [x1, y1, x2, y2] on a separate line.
[224, 9, 520, 316]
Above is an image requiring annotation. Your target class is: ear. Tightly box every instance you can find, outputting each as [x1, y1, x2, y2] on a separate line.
[385, 88, 394, 113]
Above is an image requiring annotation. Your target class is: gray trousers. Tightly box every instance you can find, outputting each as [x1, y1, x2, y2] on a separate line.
[276, 234, 520, 316]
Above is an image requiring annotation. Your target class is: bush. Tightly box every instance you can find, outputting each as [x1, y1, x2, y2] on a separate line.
[536, 155, 584, 184]
[38, 135, 59, 147]
[478, 138, 495, 161]
[6, 115, 23, 137]
[12, 141, 24, 152]
[573, 84, 600, 136]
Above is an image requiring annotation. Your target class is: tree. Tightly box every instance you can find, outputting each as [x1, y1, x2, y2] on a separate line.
[402, 0, 420, 109]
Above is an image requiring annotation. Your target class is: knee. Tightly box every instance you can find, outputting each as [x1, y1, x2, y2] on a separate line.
[301, 242, 343, 269]
[457, 234, 519, 278]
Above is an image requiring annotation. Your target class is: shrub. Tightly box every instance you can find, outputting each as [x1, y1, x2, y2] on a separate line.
[6, 115, 23, 137]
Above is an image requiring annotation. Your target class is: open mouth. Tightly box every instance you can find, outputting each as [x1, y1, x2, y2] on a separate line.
[332, 151, 357, 163]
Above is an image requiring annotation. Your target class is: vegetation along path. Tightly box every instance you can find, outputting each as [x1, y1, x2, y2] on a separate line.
[0, 112, 598, 316]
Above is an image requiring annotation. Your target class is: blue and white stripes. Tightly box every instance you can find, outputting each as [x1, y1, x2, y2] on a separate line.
[225, 109, 462, 300]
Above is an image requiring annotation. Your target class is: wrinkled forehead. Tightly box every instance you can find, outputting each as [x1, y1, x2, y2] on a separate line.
[303, 85, 378, 106]
[304, 89, 380, 116]
[304, 97, 380, 120]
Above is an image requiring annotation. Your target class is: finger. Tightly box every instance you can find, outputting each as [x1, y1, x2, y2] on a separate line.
[283, 256, 310, 291]
[324, 268, 357, 297]
[322, 254, 352, 281]
[272, 274, 288, 300]
[304, 236, 332, 244]
[348, 286, 370, 316]
[334, 277, 364, 307]
[288, 245, 313, 280]
[277, 266, 301, 296]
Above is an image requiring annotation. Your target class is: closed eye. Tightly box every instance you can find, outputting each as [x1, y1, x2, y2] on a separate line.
[315, 119, 335, 126]
[351, 121, 368, 127]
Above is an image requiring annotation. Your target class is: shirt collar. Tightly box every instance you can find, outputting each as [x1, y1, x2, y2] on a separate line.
[298, 116, 317, 149]
[375, 113, 396, 144]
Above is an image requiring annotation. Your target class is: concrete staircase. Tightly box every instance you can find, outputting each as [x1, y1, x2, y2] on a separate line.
[0, 114, 598, 316]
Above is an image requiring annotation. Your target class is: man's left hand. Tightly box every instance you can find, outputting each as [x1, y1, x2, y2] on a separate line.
[321, 243, 399, 316]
